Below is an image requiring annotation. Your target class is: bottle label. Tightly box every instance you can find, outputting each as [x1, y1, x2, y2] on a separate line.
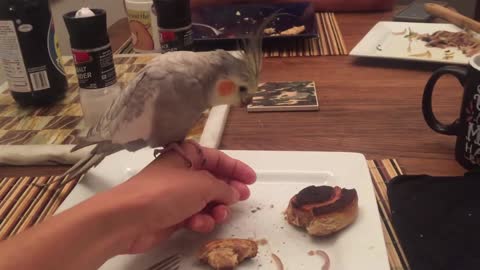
[126, 8, 155, 52]
[47, 18, 66, 76]
[159, 27, 193, 53]
[0, 20, 31, 92]
[72, 44, 117, 89]
[27, 65, 51, 91]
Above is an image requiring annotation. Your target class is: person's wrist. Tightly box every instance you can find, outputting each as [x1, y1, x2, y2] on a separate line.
[85, 185, 151, 255]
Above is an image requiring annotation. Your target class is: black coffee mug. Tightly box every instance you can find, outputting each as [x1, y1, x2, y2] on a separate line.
[423, 54, 480, 169]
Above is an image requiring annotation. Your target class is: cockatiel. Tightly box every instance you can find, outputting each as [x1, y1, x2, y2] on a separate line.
[42, 16, 272, 187]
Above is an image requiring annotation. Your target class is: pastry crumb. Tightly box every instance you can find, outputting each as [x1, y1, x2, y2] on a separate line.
[280, 25, 306, 36]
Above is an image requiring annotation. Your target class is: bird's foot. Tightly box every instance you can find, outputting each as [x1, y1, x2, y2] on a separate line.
[183, 139, 207, 167]
[153, 142, 193, 168]
[153, 140, 206, 168]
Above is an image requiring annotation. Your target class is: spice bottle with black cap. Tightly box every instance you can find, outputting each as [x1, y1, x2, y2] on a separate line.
[63, 8, 120, 126]
[0, 0, 67, 106]
[153, 0, 193, 53]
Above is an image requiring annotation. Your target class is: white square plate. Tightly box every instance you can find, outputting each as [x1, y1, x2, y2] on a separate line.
[56, 150, 389, 270]
[350, 21, 471, 65]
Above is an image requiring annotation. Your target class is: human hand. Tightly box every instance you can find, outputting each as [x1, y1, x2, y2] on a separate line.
[106, 143, 256, 254]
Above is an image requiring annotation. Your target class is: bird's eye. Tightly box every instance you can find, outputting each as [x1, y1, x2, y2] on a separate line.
[239, 86, 248, 93]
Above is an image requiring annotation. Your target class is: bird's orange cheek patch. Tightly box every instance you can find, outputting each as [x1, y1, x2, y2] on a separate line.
[217, 80, 236, 96]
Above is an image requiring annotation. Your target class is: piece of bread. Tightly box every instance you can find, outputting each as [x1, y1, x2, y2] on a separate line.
[198, 239, 258, 269]
[286, 185, 358, 236]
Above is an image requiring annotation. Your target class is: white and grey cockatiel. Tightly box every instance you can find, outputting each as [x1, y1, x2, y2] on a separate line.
[43, 17, 273, 187]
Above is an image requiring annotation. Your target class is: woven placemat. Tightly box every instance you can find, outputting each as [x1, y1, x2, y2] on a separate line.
[0, 159, 409, 269]
[368, 159, 410, 270]
[0, 54, 207, 146]
[117, 12, 347, 57]
[0, 176, 80, 239]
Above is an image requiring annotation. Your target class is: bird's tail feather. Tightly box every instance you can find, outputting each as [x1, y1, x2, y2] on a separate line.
[60, 151, 107, 180]
[70, 138, 109, 152]
[37, 142, 122, 188]
[63, 142, 124, 180]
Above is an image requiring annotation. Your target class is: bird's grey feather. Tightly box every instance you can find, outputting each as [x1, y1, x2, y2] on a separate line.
[61, 51, 238, 179]
[56, 19, 274, 184]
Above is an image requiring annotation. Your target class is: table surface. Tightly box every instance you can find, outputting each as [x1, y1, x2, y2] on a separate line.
[0, 8, 467, 177]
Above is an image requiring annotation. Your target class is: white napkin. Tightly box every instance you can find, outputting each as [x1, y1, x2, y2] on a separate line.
[0, 145, 93, 165]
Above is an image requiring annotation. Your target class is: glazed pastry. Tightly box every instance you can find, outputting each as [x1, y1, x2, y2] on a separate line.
[286, 185, 358, 236]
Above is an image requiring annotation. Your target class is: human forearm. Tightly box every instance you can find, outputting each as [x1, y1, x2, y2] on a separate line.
[0, 146, 255, 270]
[0, 191, 137, 270]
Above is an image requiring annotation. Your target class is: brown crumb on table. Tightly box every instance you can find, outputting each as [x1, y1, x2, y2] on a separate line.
[252, 207, 262, 213]
[308, 250, 315, 256]
[270, 204, 274, 208]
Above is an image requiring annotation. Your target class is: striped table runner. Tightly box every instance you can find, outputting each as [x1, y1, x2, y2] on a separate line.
[0, 159, 408, 269]
[0, 176, 80, 239]
[369, 159, 410, 270]
[117, 12, 348, 57]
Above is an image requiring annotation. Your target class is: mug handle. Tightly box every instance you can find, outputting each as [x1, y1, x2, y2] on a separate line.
[422, 66, 468, 136]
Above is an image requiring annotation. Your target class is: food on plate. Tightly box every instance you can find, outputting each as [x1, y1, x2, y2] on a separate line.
[263, 25, 305, 36]
[286, 185, 358, 236]
[418, 30, 480, 56]
[400, 27, 480, 57]
[280, 25, 306, 36]
[443, 49, 455, 60]
[409, 50, 432, 58]
[264, 27, 276, 35]
[198, 239, 258, 269]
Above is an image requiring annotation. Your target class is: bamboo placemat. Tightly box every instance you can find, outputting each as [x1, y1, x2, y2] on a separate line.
[0, 176, 80, 239]
[368, 159, 410, 270]
[0, 159, 409, 270]
[117, 12, 347, 57]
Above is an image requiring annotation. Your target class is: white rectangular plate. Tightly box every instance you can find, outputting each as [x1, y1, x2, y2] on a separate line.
[350, 21, 472, 65]
[56, 150, 389, 270]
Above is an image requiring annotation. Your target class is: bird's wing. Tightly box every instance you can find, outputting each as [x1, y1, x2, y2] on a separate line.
[108, 52, 210, 146]
[86, 69, 148, 141]
[76, 51, 211, 151]
[69, 68, 149, 153]
[108, 73, 161, 145]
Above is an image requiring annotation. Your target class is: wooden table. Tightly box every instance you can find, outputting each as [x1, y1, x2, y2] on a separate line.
[0, 9, 467, 177]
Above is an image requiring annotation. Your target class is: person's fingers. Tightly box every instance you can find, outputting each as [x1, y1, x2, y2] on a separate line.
[230, 180, 251, 201]
[187, 214, 216, 233]
[210, 204, 230, 223]
[158, 143, 256, 185]
[200, 171, 240, 205]
[200, 148, 256, 184]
